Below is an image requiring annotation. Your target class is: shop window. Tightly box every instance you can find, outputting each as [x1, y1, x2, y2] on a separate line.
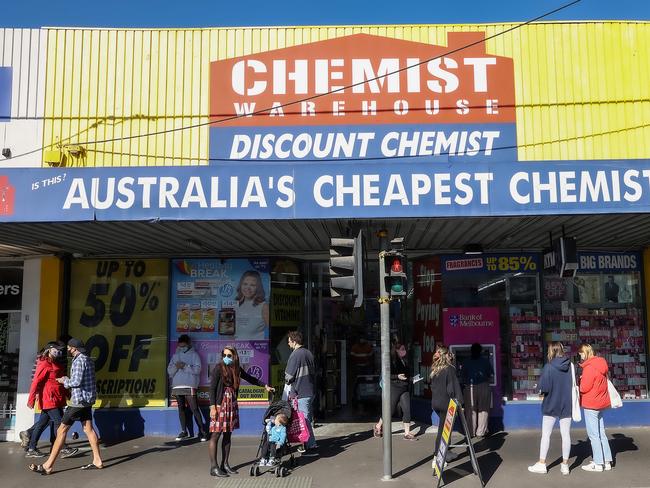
[542, 252, 648, 399]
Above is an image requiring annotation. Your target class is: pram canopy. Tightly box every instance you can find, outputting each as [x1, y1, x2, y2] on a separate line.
[262, 400, 292, 425]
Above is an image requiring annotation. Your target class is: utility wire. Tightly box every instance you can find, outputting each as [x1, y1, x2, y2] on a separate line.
[82, 121, 650, 164]
[3, 0, 582, 162]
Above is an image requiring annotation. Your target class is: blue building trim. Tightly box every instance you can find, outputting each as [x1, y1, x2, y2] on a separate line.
[413, 397, 650, 430]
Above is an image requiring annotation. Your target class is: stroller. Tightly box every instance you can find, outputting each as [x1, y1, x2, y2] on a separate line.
[249, 399, 297, 478]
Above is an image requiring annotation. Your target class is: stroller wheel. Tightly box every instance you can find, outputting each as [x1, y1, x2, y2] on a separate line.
[254, 465, 261, 477]
[280, 467, 288, 477]
[275, 467, 281, 477]
[249, 465, 255, 477]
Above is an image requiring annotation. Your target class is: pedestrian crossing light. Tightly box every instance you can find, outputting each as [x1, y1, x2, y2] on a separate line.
[382, 238, 407, 299]
[329, 230, 364, 308]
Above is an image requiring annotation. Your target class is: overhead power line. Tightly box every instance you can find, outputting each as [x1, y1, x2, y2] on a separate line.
[5, 0, 582, 162]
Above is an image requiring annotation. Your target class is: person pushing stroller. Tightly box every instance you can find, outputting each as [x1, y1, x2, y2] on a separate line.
[259, 413, 288, 466]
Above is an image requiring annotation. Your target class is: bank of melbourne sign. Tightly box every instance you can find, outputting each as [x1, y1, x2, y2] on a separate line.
[0, 67, 11, 121]
[209, 32, 517, 162]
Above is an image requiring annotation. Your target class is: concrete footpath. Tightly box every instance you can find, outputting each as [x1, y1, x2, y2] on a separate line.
[1, 423, 649, 488]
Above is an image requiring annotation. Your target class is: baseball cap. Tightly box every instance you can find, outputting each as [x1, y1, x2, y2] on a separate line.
[67, 338, 86, 352]
[45, 341, 64, 350]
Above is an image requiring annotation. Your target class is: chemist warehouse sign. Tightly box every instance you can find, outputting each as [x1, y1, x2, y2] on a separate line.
[4, 33, 650, 222]
[209, 32, 517, 162]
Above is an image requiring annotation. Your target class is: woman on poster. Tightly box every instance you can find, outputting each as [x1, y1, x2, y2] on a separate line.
[208, 346, 274, 477]
[234, 270, 269, 341]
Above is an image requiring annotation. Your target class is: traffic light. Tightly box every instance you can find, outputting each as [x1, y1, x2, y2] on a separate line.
[381, 238, 407, 299]
[329, 230, 364, 308]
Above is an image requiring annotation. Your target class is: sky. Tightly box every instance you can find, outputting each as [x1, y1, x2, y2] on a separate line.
[1, 0, 649, 28]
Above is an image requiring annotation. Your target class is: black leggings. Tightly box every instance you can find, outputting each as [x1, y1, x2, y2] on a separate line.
[176, 394, 205, 434]
[391, 385, 411, 423]
[209, 431, 233, 468]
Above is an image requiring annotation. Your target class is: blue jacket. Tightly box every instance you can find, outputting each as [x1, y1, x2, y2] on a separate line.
[268, 423, 287, 445]
[538, 356, 573, 419]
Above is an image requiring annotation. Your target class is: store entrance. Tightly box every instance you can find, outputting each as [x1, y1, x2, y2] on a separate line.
[307, 260, 386, 422]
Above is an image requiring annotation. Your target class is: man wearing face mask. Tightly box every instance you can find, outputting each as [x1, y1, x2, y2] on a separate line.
[168, 335, 208, 441]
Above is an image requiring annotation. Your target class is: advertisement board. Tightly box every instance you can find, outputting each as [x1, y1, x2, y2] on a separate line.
[0, 267, 22, 311]
[0, 67, 10, 121]
[68, 259, 169, 407]
[169, 258, 271, 403]
[412, 256, 442, 397]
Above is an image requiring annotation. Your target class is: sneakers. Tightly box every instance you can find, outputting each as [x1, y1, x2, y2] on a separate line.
[199, 432, 209, 442]
[581, 461, 604, 472]
[604, 462, 612, 471]
[268, 458, 280, 466]
[560, 463, 570, 476]
[258, 458, 268, 466]
[297, 444, 306, 453]
[19, 431, 30, 448]
[61, 447, 80, 458]
[175, 431, 190, 441]
[527, 462, 547, 474]
[25, 449, 46, 458]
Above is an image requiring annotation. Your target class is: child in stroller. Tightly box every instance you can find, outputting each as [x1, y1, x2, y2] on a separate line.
[250, 399, 295, 478]
[260, 413, 288, 465]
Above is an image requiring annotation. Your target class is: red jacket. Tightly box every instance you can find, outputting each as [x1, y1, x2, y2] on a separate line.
[28, 357, 68, 410]
[579, 356, 610, 410]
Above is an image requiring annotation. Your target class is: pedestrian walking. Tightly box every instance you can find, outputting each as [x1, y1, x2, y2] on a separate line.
[527, 341, 574, 475]
[578, 343, 613, 472]
[429, 344, 463, 462]
[28, 338, 103, 475]
[21, 341, 78, 459]
[167, 334, 207, 441]
[285, 330, 318, 455]
[373, 342, 416, 440]
[208, 346, 274, 477]
[460, 343, 493, 438]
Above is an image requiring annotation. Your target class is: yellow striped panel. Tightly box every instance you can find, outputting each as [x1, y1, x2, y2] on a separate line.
[42, 22, 650, 167]
[37, 257, 64, 347]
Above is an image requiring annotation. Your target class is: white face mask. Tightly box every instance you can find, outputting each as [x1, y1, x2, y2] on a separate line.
[179, 345, 188, 352]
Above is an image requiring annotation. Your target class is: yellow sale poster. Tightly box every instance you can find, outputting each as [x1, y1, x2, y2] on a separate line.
[68, 259, 169, 407]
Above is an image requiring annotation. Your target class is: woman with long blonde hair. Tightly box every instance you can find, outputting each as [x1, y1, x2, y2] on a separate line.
[527, 342, 573, 475]
[430, 345, 463, 461]
[578, 343, 613, 472]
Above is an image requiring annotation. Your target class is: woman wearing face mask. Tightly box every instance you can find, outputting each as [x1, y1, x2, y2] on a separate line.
[208, 346, 274, 477]
[167, 334, 208, 442]
[578, 343, 613, 472]
[25, 342, 69, 458]
[373, 342, 416, 440]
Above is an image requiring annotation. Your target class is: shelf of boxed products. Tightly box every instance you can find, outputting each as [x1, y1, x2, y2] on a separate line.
[543, 314, 579, 356]
[575, 307, 647, 399]
[510, 315, 543, 400]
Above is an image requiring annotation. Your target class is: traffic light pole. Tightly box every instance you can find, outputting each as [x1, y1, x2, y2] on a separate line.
[378, 250, 392, 481]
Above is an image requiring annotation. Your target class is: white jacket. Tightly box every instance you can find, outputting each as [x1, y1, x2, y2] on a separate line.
[167, 346, 202, 389]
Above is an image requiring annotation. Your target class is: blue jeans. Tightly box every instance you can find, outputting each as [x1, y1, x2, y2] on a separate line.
[584, 408, 612, 464]
[297, 396, 317, 449]
[29, 407, 63, 451]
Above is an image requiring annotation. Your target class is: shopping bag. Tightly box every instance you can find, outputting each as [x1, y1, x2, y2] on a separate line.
[570, 363, 582, 422]
[607, 379, 623, 409]
[281, 383, 291, 401]
[287, 399, 310, 444]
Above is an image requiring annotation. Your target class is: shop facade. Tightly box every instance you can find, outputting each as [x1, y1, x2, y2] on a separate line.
[1, 21, 650, 438]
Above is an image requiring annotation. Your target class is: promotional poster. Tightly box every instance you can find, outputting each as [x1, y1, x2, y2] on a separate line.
[169, 258, 271, 403]
[68, 259, 169, 407]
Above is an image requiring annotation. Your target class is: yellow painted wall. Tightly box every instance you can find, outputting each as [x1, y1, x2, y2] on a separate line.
[42, 22, 650, 167]
[37, 257, 63, 346]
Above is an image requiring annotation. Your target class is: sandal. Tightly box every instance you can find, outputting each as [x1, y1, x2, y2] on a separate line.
[373, 424, 383, 438]
[80, 463, 104, 470]
[28, 464, 52, 475]
[403, 433, 417, 441]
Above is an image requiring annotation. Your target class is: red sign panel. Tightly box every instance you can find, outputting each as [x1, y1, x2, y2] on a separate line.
[0, 176, 15, 216]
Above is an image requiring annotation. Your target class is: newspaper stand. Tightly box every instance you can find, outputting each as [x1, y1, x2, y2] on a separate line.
[433, 398, 484, 488]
